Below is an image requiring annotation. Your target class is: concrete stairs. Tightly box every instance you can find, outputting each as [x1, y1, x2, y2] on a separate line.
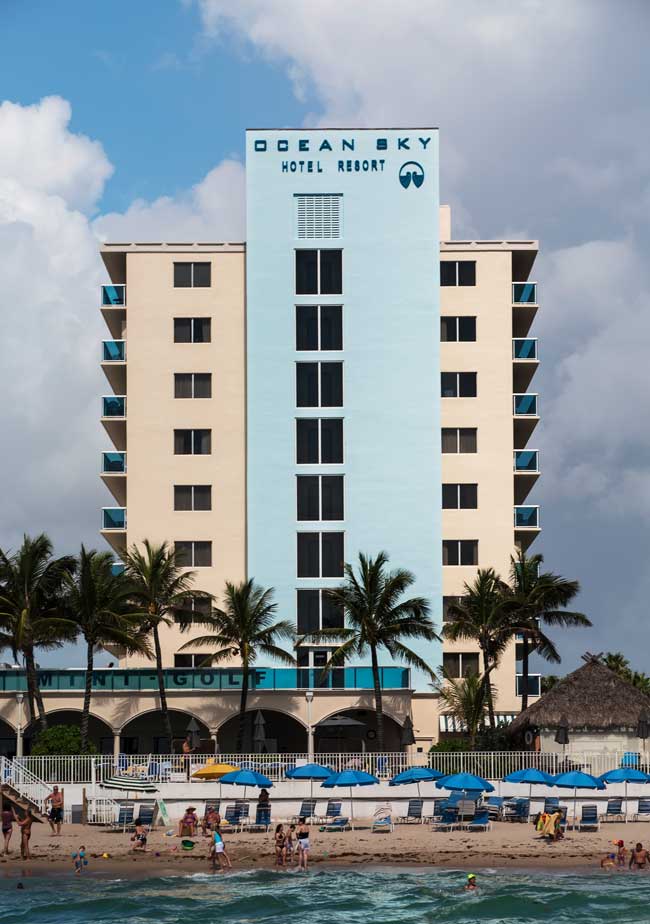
[0, 782, 49, 823]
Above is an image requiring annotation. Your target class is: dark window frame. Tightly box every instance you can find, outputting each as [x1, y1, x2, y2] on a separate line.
[174, 317, 211, 343]
[439, 260, 476, 287]
[296, 305, 343, 351]
[440, 316, 477, 342]
[441, 372, 477, 398]
[174, 540, 212, 567]
[174, 372, 212, 399]
[442, 483, 478, 509]
[297, 531, 345, 578]
[173, 262, 212, 288]
[296, 418, 344, 464]
[296, 474, 344, 521]
[296, 362, 344, 408]
[173, 429, 212, 455]
[442, 539, 479, 566]
[174, 484, 212, 511]
[295, 249, 343, 296]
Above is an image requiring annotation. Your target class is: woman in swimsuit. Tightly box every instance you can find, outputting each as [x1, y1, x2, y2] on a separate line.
[296, 817, 310, 871]
[630, 843, 649, 869]
[2, 807, 13, 855]
[274, 824, 286, 867]
[13, 810, 34, 860]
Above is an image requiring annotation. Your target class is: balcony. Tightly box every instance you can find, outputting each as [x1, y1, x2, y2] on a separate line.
[513, 338, 538, 360]
[101, 452, 126, 504]
[512, 282, 537, 337]
[101, 508, 126, 554]
[101, 341, 126, 391]
[0, 666, 411, 693]
[102, 340, 126, 362]
[101, 285, 126, 307]
[514, 505, 540, 550]
[513, 393, 539, 446]
[513, 450, 539, 502]
[516, 673, 541, 697]
[102, 396, 126, 417]
[513, 338, 539, 390]
[111, 561, 125, 577]
[101, 396, 126, 450]
[512, 282, 537, 304]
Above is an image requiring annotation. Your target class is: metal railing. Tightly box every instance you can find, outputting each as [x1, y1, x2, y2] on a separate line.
[12, 750, 649, 786]
[1, 756, 51, 814]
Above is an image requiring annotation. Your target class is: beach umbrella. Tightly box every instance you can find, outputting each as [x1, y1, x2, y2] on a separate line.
[99, 776, 158, 794]
[219, 768, 273, 800]
[286, 762, 333, 801]
[389, 766, 443, 806]
[321, 769, 379, 829]
[503, 768, 554, 803]
[551, 770, 604, 828]
[191, 762, 239, 781]
[435, 772, 494, 796]
[599, 768, 650, 821]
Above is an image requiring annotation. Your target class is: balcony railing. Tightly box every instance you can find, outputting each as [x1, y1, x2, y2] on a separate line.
[102, 508, 126, 530]
[102, 452, 126, 474]
[513, 338, 538, 360]
[102, 340, 126, 362]
[516, 673, 541, 697]
[514, 505, 540, 528]
[111, 562, 125, 577]
[101, 285, 126, 307]
[513, 393, 538, 416]
[0, 666, 410, 693]
[512, 282, 537, 304]
[102, 396, 126, 418]
[513, 450, 539, 473]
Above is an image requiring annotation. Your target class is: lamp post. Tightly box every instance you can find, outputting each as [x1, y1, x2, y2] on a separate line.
[305, 690, 314, 760]
[15, 693, 24, 758]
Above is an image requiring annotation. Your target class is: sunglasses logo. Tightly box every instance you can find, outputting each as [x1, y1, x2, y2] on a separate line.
[399, 161, 425, 189]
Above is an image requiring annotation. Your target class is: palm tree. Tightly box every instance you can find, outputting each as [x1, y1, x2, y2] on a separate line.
[506, 550, 590, 711]
[125, 540, 206, 750]
[306, 552, 438, 752]
[443, 569, 513, 729]
[180, 579, 295, 753]
[435, 669, 495, 751]
[0, 534, 75, 731]
[63, 546, 152, 752]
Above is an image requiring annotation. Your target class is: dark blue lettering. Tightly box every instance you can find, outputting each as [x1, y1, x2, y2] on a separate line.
[419, 137, 431, 149]
[299, 139, 309, 151]
[376, 138, 388, 150]
[398, 138, 410, 149]
[254, 140, 267, 152]
[320, 140, 333, 151]
[342, 138, 354, 151]
[281, 161, 289, 172]
[277, 140, 289, 152]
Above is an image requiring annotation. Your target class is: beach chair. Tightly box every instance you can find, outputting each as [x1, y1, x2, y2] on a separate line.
[291, 799, 317, 823]
[486, 796, 504, 820]
[456, 799, 476, 825]
[430, 806, 458, 831]
[504, 798, 530, 823]
[577, 804, 600, 831]
[633, 799, 650, 821]
[135, 801, 156, 828]
[111, 803, 135, 832]
[322, 816, 351, 831]
[431, 799, 447, 820]
[543, 797, 560, 814]
[395, 798, 424, 824]
[621, 752, 640, 769]
[223, 803, 247, 832]
[371, 803, 394, 833]
[464, 809, 491, 832]
[603, 798, 624, 822]
[316, 800, 342, 823]
[243, 804, 271, 832]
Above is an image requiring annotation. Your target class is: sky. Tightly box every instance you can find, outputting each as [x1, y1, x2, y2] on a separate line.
[0, 0, 649, 671]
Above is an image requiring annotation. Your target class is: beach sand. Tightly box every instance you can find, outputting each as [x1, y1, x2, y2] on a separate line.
[1, 818, 647, 876]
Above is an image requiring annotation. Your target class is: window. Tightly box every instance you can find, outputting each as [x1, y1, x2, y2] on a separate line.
[295, 249, 342, 295]
[297, 418, 343, 464]
[442, 484, 478, 509]
[297, 475, 344, 521]
[174, 429, 211, 455]
[296, 305, 343, 350]
[174, 373, 212, 398]
[174, 653, 208, 668]
[440, 316, 476, 342]
[297, 589, 344, 634]
[440, 260, 476, 287]
[443, 652, 480, 678]
[174, 485, 212, 511]
[441, 428, 477, 453]
[174, 541, 212, 567]
[442, 596, 461, 622]
[173, 262, 211, 288]
[442, 540, 478, 566]
[296, 363, 343, 407]
[441, 372, 477, 397]
[297, 532, 344, 577]
[174, 318, 211, 343]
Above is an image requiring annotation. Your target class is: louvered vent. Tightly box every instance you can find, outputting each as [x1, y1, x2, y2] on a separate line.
[295, 194, 343, 239]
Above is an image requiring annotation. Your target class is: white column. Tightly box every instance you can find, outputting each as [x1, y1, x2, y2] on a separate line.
[15, 694, 24, 758]
[306, 691, 314, 760]
[113, 731, 121, 766]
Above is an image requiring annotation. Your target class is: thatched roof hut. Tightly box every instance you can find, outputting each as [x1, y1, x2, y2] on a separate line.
[509, 657, 650, 738]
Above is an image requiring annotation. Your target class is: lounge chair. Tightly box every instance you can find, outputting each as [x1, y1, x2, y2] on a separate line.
[322, 815, 351, 832]
[456, 799, 476, 825]
[486, 796, 504, 820]
[316, 800, 342, 824]
[292, 799, 317, 823]
[111, 803, 135, 832]
[603, 798, 624, 822]
[464, 809, 491, 831]
[431, 798, 448, 820]
[621, 752, 640, 769]
[504, 798, 530, 823]
[242, 804, 271, 832]
[543, 797, 560, 814]
[371, 803, 394, 832]
[223, 804, 247, 832]
[577, 804, 599, 831]
[634, 799, 650, 821]
[430, 806, 458, 831]
[135, 801, 156, 828]
[395, 798, 424, 824]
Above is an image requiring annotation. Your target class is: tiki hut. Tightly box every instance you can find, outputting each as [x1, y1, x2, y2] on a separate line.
[508, 656, 650, 754]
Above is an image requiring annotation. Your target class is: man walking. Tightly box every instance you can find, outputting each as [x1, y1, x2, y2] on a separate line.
[45, 786, 64, 836]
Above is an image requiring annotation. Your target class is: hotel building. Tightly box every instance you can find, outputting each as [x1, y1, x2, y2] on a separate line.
[0, 129, 541, 757]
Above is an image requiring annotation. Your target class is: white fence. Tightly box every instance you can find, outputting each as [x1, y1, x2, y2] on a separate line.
[0, 756, 51, 815]
[12, 750, 645, 786]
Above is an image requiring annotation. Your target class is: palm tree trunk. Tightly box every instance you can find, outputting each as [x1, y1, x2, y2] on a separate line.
[520, 634, 530, 712]
[481, 651, 496, 729]
[25, 648, 47, 733]
[370, 645, 385, 752]
[152, 626, 173, 750]
[80, 640, 94, 753]
[236, 658, 249, 754]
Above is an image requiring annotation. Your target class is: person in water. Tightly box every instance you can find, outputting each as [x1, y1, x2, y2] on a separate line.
[72, 846, 87, 874]
[629, 842, 649, 869]
[465, 873, 478, 891]
[615, 839, 627, 867]
[2, 805, 13, 855]
[209, 829, 232, 871]
[600, 852, 617, 869]
[296, 817, 310, 871]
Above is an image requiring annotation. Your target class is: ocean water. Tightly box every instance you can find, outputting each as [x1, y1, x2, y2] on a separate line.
[0, 867, 647, 923]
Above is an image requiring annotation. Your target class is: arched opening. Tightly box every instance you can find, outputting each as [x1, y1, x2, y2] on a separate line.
[23, 711, 114, 755]
[217, 709, 308, 754]
[315, 708, 403, 753]
[120, 709, 211, 755]
[0, 718, 16, 757]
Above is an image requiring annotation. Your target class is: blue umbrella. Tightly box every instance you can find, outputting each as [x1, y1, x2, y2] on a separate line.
[599, 768, 650, 822]
[219, 768, 273, 799]
[551, 770, 604, 828]
[389, 767, 443, 810]
[435, 772, 494, 795]
[321, 769, 379, 829]
[286, 762, 333, 800]
[503, 768, 554, 803]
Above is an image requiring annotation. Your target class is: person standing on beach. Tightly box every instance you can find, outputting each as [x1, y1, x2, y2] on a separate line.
[209, 830, 232, 872]
[13, 809, 34, 860]
[2, 804, 13, 855]
[72, 846, 87, 874]
[296, 817, 310, 871]
[274, 823, 286, 867]
[629, 843, 649, 869]
[45, 786, 64, 836]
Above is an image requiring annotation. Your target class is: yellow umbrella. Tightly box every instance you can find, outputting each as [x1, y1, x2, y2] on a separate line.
[191, 763, 239, 780]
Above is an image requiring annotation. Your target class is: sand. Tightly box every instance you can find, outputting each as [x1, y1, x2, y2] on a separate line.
[1, 817, 648, 877]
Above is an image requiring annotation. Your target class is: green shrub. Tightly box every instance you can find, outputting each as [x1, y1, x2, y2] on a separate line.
[31, 724, 97, 756]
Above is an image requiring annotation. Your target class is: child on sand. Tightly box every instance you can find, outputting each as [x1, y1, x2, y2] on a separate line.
[615, 840, 627, 867]
[600, 853, 617, 869]
[209, 830, 232, 871]
[72, 846, 87, 874]
[131, 821, 148, 851]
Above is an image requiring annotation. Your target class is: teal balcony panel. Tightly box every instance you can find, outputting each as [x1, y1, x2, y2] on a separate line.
[514, 450, 539, 473]
[513, 393, 538, 416]
[102, 340, 126, 362]
[101, 285, 126, 307]
[516, 674, 541, 697]
[102, 508, 126, 530]
[514, 506, 540, 528]
[102, 396, 126, 418]
[102, 452, 126, 474]
[513, 338, 538, 360]
[111, 562, 125, 577]
[512, 282, 537, 304]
